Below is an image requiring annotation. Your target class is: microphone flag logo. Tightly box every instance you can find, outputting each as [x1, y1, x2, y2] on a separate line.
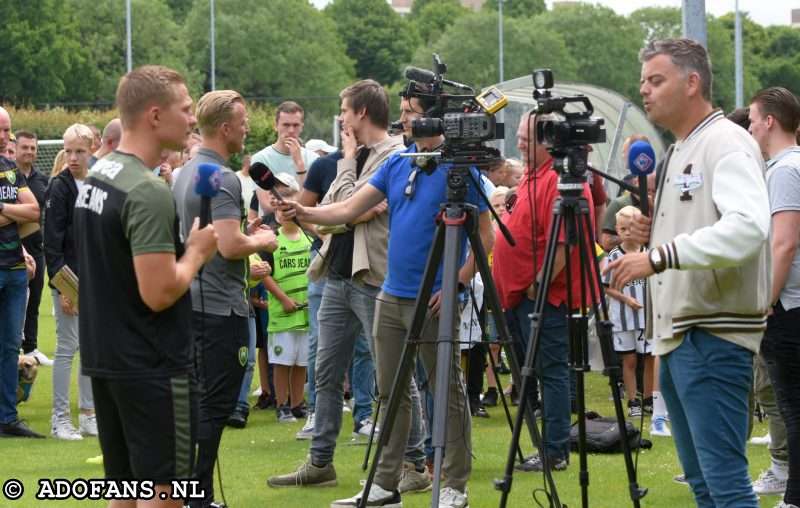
[634, 153, 654, 174]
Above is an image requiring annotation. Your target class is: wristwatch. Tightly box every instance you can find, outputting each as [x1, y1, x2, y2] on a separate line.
[649, 248, 667, 274]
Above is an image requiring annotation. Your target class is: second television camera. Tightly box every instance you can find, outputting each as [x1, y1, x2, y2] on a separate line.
[402, 54, 507, 165]
[532, 69, 606, 179]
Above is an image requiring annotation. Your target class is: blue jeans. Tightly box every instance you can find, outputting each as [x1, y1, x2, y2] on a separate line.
[306, 258, 326, 410]
[235, 316, 257, 412]
[511, 298, 570, 460]
[309, 279, 378, 465]
[348, 330, 376, 423]
[0, 269, 28, 423]
[661, 327, 757, 508]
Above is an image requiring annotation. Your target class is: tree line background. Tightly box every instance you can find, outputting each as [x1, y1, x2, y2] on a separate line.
[2, 0, 798, 146]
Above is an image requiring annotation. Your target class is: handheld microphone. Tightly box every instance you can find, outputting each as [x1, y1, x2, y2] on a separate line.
[249, 161, 302, 227]
[627, 140, 656, 217]
[404, 66, 472, 91]
[194, 162, 222, 228]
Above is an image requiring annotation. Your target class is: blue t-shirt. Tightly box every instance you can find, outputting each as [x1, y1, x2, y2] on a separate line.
[369, 143, 493, 298]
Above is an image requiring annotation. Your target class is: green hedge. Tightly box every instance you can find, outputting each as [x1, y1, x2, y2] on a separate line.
[4, 102, 277, 171]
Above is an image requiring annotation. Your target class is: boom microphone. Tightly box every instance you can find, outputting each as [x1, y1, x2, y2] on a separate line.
[627, 140, 656, 217]
[194, 162, 222, 228]
[404, 66, 472, 91]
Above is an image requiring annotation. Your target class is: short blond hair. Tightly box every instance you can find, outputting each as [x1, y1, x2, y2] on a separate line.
[615, 205, 640, 222]
[490, 186, 509, 200]
[63, 123, 95, 147]
[116, 65, 186, 127]
[195, 90, 245, 137]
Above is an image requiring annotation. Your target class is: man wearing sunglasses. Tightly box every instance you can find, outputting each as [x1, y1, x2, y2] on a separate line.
[277, 81, 495, 508]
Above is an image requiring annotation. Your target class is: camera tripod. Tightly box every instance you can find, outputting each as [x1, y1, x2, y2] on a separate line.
[358, 164, 560, 508]
[494, 172, 648, 508]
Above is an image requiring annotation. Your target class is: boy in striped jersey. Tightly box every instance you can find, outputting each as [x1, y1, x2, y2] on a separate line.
[602, 205, 653, 418]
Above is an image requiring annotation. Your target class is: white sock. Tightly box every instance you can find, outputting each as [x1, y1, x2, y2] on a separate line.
[653, 391, 668, 417]
[771, 457, 789, 481]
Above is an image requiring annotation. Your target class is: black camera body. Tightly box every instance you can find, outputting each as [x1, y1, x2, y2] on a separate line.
[402, 54, 506, 166]
[413, 111, 498, 145]
[532, 69, 606, 180]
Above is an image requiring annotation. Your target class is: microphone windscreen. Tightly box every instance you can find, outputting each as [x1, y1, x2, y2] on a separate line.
[627, 140, 656, 176]
[194, 162, 222, 197]
[404, 66, 436, 83]
[249, 161, 278, 191]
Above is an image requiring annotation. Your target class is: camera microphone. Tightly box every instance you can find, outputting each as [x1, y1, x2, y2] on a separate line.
[194, 162, 222, 228]
[404, 66, 472, 90]
[627, 140, 656, 217]
[249, 161, 302, 227]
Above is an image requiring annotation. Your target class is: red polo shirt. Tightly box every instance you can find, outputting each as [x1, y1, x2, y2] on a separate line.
[493, 157, 596, 310]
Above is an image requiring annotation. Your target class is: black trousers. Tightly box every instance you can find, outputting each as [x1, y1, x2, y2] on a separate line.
[21, 253, 44, 353]
[760, 301, 800, 505]
[190, 311, 248, 508]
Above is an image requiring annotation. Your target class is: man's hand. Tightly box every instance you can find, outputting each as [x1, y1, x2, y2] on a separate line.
[602, 252, 654, 291]
[341, 126, 358, 160]
[186, 217, 219, 264]
[24, 252, 36, 280]
[60, 294, 77, 316]
[428, 290, 443, 317]
[285, 137, 303, 166]
[276, 199, 306, 222]
[247, 217, 264, 236]
[158, 163, 174, 186]
[630, 206, 653, 245]
[525, 283, 538, 301]
[252, 226, 278, 251]
[250, 261, 271, 281]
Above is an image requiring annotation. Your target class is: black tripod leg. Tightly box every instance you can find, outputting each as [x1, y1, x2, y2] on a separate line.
[358, 220, 448, 508]
[578, 212, 646, 507]
[461, 216, 546, 469]
[497, 209, 566, 508]
[428, 216, 468, 507]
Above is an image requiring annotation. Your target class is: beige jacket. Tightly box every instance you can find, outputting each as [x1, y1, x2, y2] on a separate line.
[307, 135, 406, 286]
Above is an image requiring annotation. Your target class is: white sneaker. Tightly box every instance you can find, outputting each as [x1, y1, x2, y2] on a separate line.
[751, 432, 771, 445]
[296, 411, 315, 440]
[753, 469, 787, 495]
[439, 487, 468, 508]
[649, 414, 672, 437]
[252, 388, 263, 397]
[353, 418, 379, 439]
[52, 413, 83, 441]
[343, 400, 352, 413]
[26, 349, 53, 366]
[79, 412, 98, 436]
[330, 483, 401, 507]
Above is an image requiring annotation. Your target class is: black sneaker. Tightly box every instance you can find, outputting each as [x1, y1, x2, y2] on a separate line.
[253, 393, 276, 410]
[470, 399, 489, 418]
[628, 398, 642, 418]
[277, 404, 297, 423]
[642, 396, 653, 415]
[482, 388, 498, 407]
[291, 401, 309, 419]
[226, 409, 248, 429]
[0, 418, 45, 438]
[514, 451, 568, 472]
[510, 386, 520, 407]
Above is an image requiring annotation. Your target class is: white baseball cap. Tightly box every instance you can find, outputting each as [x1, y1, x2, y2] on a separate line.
[274, 172, 300, 192]
[305, 139, 338, 154]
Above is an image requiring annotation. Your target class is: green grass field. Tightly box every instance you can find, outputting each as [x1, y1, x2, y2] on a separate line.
[2, 289, 783, 507]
